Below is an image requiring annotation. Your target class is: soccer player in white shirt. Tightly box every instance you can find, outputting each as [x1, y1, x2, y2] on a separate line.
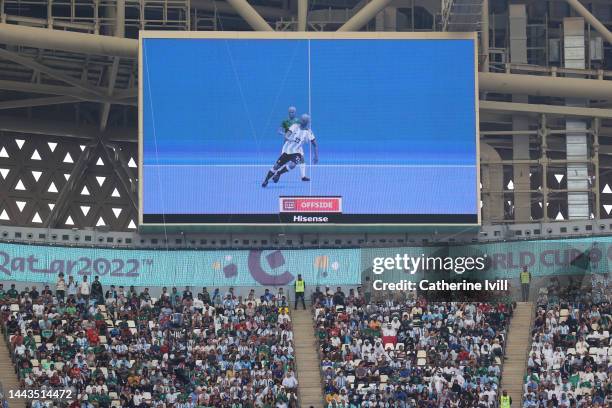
[262, 113, 318, 187]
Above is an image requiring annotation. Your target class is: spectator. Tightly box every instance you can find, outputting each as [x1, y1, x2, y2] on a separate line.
[79, 275, 91, 303]
[91, 276, 103, 304]
[314, 292, 512, 407]
[524, 274, 610, 407]
[1, 284, 298, 408]
[67, 276, 78, 298]
[55, 272, 66, 301]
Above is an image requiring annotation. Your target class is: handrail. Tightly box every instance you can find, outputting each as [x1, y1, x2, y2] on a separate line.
[519, 302, 536, 407]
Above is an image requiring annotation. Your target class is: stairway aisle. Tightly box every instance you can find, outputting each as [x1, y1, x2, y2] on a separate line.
[292, 309, 324, 408]
[0, 332, 28, 408]
[500, 302, 534, 408]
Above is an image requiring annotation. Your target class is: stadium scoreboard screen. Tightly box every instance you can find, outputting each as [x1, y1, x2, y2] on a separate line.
[139, 32, 479, 230]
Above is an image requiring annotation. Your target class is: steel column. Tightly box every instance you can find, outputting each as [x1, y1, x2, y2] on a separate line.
[564, 17, 590, 220]
[480, 142, 504, 222]
[297, 0, 307, 31]
[540, 115, 549, 221]
[509, 4, 531, 223]
[481, 0, 489, 72]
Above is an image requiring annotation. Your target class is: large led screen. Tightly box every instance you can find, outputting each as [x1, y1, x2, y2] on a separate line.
[140, 33, 479, 227]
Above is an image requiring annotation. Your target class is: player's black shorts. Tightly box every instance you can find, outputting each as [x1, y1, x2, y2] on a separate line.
[275, 153, 303, 168]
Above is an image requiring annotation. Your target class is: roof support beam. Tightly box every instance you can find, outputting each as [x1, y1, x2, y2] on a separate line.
[0, 96, 81, 110]
[337, 0, 393, 32]
[190, 0, 290, 19]
[0, 115, 136, 142]
[479, 72, 612, 101]
[480, 100, 612, 119]
[0, 79, 135, 105]
[0, 23, 136, 58]
[565, 0, 612, 44]
[0, 48, 109, 99]
[225, 0, 274, 31]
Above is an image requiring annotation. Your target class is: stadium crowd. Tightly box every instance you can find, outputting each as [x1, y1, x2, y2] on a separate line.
[0, 275, 299, 408]
[311, 286, 514, 407]
[525, 274, 611, 408]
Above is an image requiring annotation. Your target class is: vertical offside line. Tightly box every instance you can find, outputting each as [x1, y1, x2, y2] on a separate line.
[308, 39, 312, 195]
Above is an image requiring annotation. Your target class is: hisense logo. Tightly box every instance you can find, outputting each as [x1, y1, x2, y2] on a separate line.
[293, 215, 329, 223]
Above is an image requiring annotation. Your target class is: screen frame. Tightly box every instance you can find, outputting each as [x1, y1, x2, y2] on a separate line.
[138, 31, 481, 232]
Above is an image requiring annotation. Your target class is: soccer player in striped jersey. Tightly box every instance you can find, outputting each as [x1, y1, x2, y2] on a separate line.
[262, 114, 318, 187]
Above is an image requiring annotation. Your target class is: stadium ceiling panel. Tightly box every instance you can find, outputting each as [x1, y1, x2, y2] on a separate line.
[0, 133, 137, 230]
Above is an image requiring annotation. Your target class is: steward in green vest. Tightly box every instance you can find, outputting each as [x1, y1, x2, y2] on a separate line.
[500, 390, 512, 408]
[294, 274, 306, 310]
[520, 266, 531, 302]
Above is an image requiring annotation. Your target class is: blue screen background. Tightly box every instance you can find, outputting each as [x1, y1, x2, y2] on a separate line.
[142, 38, 478, 215]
